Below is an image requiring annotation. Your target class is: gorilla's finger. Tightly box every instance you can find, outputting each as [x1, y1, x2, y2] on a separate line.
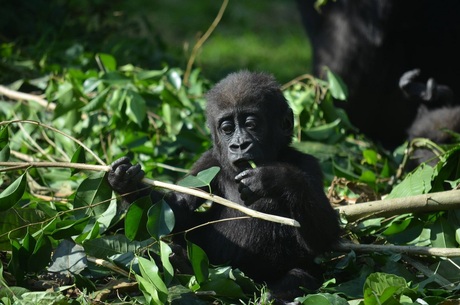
[114, 164, 131, 177]
[111, 156, 131, 170]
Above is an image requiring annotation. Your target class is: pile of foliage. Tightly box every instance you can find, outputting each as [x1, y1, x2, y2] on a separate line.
[1, 25, 460, 305]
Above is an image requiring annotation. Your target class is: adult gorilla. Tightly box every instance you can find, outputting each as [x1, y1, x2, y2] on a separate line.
[296, 0, 460, 149]
[108, 71, 340, 301]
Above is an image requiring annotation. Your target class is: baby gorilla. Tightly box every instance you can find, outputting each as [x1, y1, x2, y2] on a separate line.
[108, 71, 340, 302]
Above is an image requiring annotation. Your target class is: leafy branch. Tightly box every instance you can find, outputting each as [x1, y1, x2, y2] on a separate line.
[0, 160, 300, 227]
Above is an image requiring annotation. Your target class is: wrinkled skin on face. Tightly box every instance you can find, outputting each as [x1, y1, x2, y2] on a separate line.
[107, 71, 340, 303]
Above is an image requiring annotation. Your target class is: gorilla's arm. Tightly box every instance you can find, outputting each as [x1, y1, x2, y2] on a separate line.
[235, 148, 340, 253]
[107, 153, 221, 232]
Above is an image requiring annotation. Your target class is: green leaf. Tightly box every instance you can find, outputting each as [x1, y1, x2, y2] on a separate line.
[178, 167, 220, 189]
[80, 86, 110, 112]
[326, 68, 348, 101]
[160, 241, 174, 286]
[137, 256, 168, 304]
[125, 196, 152, 241]
[0, 144, 10, 162]
[304, 119, 341, 141]
[0, 126, 8, 149]
[386, 164, 434, 199]
[0, 173, 27, 211]
[70, 146, 86, 176]
[96, 53, 117, 72]
[147, 199, 175, 239]
[430, 217, 457, 248]
[187, 241, 209, 284]
[73, 174, 113, 218]
[125, 90, 147, 126]
[362, 149, 378, 166]
[48, 239, 87, 275]
[50, 217, 90, 240]
[83, 234, 151, 258]
[0, 127, 10, 161]
[28, 234, 52, 273]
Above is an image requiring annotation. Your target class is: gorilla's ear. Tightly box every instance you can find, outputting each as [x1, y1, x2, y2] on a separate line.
[281, 108, 294, 136]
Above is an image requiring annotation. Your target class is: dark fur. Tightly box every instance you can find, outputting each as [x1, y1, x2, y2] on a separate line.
[407, 105, 460, 168]
[296, 0, 460, 149]
[108, 71, 340, 301]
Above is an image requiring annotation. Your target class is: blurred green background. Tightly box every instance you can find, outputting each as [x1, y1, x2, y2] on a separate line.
[1, 0, 312, 84]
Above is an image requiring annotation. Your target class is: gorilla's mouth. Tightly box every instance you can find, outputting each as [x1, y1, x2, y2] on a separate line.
[233, 158, 254, 170]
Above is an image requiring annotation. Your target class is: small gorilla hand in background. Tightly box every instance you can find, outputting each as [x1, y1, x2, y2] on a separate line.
[108, 71, 340, 302]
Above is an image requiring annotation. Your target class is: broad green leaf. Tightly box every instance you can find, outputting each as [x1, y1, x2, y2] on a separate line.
[0, 173, 27, 211]
[430, 217, 457, 248]
[199, 278, 245, 298]
[83, 234, 151, 258]
[125, 90, 147, 126]
[125, 196, 152, 241]
[362, 149, 378, 166]
[0, 208, 48, 251]
[136, 67, 167, 80]
[168, 69, 182, 90]
[137, 256, 168, 304]
[70, 146, 86, 176]
[50, 217, 90, 240]
[160, 241, 174, 286]
[0, 144, 10, 162]
[0, 126, 8, 149]
[178, 167, 220, 188]
[326, 68, 348, 101]
[386, 164, 434, 199]
[73, 174, 113, 218]
[0, 127, 10, 161]
[304, 119, 341, 141]
[136, 274, 161, 305]
[187, 241, 209, 284]
[80, 86, 110, 112]
[48, 240, 87, 274]
[96, 53, 117, 72]
[28, 234, 52, 273]
[147, 199, 175, 239]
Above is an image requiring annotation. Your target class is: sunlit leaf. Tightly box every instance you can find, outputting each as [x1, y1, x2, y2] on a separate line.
[326, 68, 348, 101]
[125, 89, 147, 126]
[80, 86, 110, 112]
[178, 167, 220, 189]
[0, 173, 26, 211]
[97, 53, 117, 72]
[73, 173, 113, 218]
[137, 256, 168, 304]
[160, 241, 174, 286]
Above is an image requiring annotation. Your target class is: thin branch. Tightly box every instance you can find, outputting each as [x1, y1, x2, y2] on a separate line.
[87, 256, 135, 280]
[336, 190, 460, 222]
[0, 161, 300, 227]
[0, 120, 106, 166]
[0, 85, 56, 111]
[337, 240, 460, 257]
[183, 0, 228, 85]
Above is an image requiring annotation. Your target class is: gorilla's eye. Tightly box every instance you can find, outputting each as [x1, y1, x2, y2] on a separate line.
[245, 117, 257, 130]
[220, 121, 235, 134]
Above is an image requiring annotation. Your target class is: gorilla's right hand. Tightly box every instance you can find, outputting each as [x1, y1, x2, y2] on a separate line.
[108, 156, 145, 195]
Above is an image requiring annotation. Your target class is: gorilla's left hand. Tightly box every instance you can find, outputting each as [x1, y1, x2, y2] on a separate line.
[235, 166, 281, 204]
[108, 156, 145, 195]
